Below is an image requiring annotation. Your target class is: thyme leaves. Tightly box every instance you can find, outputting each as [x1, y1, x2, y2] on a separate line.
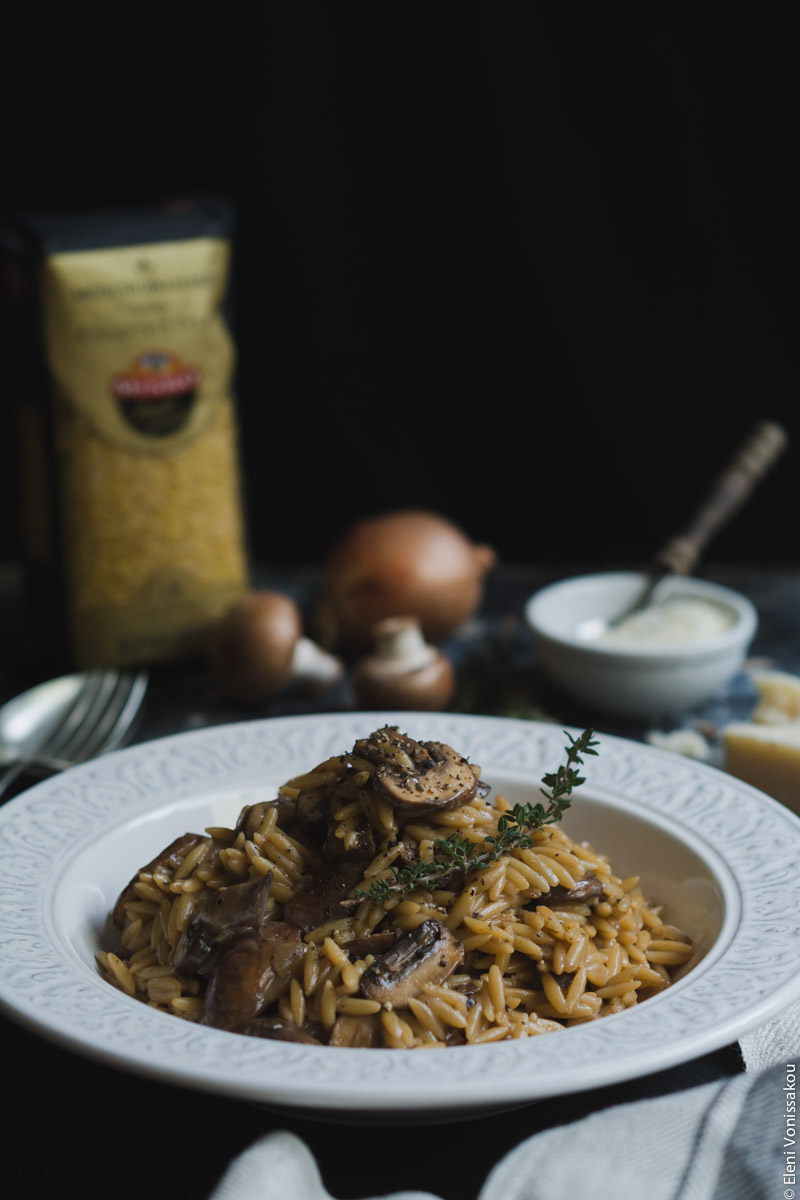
[355, 728, 599, 903]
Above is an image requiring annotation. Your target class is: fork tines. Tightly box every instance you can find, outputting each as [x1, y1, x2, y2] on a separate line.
[45, 668, 149, 768]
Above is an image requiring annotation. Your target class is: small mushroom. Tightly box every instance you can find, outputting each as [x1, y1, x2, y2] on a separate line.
[293, 787, 332, 837]
[283, 862, 366, 932]
[199, 921, 305, 1030]
[527, 874, 605, 908]
[359, 919, 464, 1007]
[328, 1014, 382, 1047]
[321, 817, 376, 863]
[346, 931, 400, 958]
[353, 726, 479, 814]
[173, 872, 274, 975]
[352, 616, 456, 711]
[210, 590, 344, 705]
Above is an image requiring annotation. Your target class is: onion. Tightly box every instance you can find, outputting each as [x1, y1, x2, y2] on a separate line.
[316, 510, 496, 650]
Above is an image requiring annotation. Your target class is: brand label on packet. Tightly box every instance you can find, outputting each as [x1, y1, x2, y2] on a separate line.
[40, 237, 233, 455]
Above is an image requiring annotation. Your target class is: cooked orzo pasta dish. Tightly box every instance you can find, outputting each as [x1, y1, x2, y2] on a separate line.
[99, 725, 693, 1047]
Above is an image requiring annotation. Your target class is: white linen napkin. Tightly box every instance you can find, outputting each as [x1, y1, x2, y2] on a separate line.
[740, 997, 800, 1072]
[210, 1002, 800, 1200]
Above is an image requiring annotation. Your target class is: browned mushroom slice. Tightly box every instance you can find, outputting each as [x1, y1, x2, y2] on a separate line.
[328, 1014, 382, 1047]
[321, 818, 376, 863]
[112, 832, 206, 927]
[353, 727, 435, 783]
[173, 872, 274, 975]
[283, 862, 365, 932]
[375, 741, 479, 814]
[346, 931, 400, 959]
[353, 727, 479, 814]
[200, 921, 305, 1030]
[234, 1016, 321, 1044]
[294, 787, 331, 838]
[527, 874, 605, 908]
[359, 919, 464, 1007]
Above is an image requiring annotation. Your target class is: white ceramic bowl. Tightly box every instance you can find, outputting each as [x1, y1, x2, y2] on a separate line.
[524, 571, 758, 720]
[2, 712, 800, 1121]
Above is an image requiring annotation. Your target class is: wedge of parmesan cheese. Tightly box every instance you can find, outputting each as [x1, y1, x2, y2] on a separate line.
[722, 723, 800, 815]
[749, 669, 800, 724]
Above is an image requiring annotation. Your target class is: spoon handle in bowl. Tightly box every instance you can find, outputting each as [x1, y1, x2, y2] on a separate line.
[652, 420, 789, 576]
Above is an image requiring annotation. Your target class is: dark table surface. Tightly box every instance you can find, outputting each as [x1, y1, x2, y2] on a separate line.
[1, 561, 797, 1200]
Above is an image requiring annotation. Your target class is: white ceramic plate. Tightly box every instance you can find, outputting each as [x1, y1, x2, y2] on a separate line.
[2, 712, 800, 1120]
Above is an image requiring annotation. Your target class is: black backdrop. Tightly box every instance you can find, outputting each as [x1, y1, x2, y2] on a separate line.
[2, 5, 798, 569]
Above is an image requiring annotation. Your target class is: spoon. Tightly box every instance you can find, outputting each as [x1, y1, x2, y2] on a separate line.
[0, 674, 93, 765]
[576, 419, 789, 640]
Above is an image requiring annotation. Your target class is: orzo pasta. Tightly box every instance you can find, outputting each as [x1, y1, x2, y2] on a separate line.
[99, 726, 693, 1047]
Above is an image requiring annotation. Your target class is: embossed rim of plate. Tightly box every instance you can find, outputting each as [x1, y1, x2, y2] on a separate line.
[2, 711, 800, 1118]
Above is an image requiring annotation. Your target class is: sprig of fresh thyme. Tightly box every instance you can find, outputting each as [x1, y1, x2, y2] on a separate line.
[356, 728, 599, 902]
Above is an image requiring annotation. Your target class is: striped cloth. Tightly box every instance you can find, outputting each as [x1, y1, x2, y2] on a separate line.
[211, 1002, 800, 1200]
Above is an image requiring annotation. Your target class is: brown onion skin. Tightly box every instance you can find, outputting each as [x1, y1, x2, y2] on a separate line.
[316, 510, 496, 650]
[210, 591, 302, 704]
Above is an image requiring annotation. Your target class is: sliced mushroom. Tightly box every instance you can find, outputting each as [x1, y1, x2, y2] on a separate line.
[294, 787, 331, 836]
[321, 818, 376, 863]
[353, 727, 479, 814]
[233, 1016, 321, 1044]
[200, 921, 305, 1030]
[346, 931, 400, 959]
[425, 865, 465, 893]
[359, 919, 464, 1007]
[283, 862, 366, 933]
[527, 874, 604, 908]
[328, 1014, 382, 1047]
[173, 872, 274, 975]
[113, 832, 206, 927]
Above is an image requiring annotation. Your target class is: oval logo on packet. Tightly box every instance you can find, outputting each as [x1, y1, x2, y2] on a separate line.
[111, 350, 202, 437]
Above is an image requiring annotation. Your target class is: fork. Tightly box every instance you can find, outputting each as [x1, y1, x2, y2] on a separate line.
[0, 668, 149, 801]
